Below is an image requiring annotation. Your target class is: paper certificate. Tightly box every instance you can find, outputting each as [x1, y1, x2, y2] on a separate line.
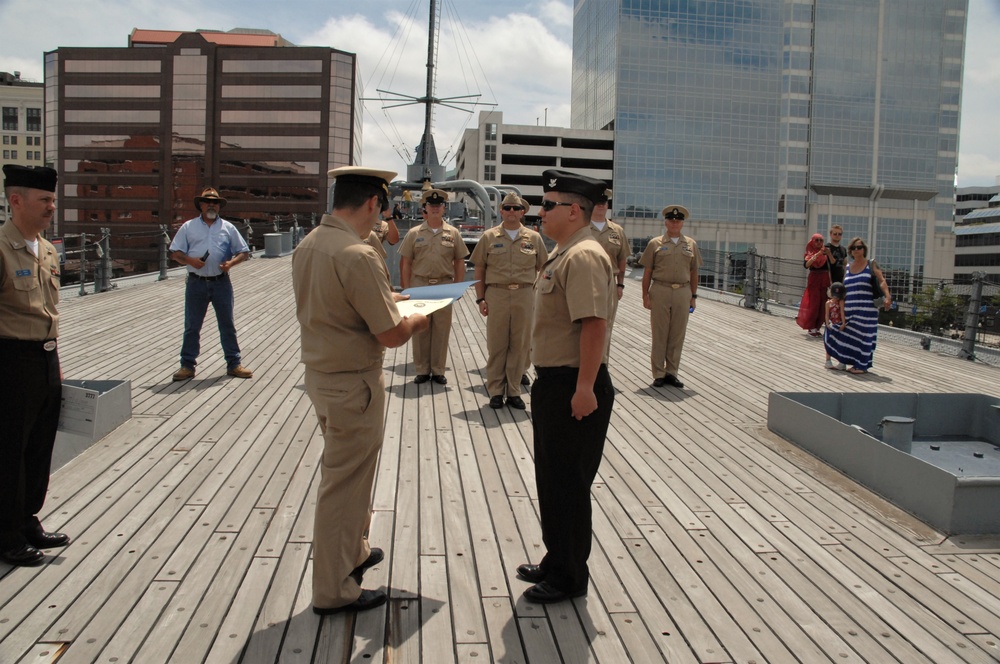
[395, 297, 456, 318]
[395, 280, 478, 318]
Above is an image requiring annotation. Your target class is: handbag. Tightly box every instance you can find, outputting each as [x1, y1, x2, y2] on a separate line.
[868, 260, 882, 298]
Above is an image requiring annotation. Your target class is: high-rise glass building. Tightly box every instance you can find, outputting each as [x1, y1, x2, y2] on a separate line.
[572, 0, 967, 280]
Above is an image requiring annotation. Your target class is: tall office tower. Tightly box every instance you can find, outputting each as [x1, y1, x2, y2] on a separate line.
[46, 29, 362, 269]
[572, 0, 967, 281]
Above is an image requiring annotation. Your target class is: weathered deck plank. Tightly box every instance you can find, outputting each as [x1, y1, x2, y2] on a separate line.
[2, 253, 1000, 663]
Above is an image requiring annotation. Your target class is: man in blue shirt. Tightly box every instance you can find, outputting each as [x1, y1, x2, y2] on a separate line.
[169, 187, 252, 381]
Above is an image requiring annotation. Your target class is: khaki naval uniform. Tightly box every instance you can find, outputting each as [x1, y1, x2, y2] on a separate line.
[0, 221, 62, 544]
[591, 220, 630, 334]
[364, 230, 388, 260]
[639, 233, 703, 379]
[399, 221, 468, 375]
[292, 214, 402, 610]
[470, 225, 547, 398]
[530, 225, 615, 594]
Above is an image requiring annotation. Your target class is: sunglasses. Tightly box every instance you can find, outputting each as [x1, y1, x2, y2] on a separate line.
[849, 245, 865, 251]
[665, 214, 685, 221]
[501, 205, 523, 211]
[540, 200, 573, 212]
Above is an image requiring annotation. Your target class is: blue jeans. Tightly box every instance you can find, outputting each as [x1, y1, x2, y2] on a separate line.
[180, 275, 242, 370]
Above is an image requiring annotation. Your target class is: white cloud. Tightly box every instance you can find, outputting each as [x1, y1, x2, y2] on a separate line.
[303, 8, 573, 178]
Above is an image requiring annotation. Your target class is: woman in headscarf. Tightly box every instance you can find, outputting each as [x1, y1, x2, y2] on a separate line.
[795, 233, 831, 336]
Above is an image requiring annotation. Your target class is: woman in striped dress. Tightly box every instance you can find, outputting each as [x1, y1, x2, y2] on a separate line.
[824, 237, 891, 374]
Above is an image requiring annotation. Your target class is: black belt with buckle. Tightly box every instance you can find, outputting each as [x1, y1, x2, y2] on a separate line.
[0, 338, 58, 352]
[189, 273, 229, 281]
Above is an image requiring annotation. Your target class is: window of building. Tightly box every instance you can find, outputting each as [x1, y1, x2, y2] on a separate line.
[484, 165, 496, 181]
[2, 136, 7, 144]
[2, 107, 16, 131]
[485, 123, 497, 140]
[484, 145, 496, 161]
[26, 108, 41, 132]
[2, 150, 8, 159]
[9, 150, 16, 159]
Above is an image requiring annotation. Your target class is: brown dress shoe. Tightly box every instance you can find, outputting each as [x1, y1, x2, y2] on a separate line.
[227, 365, 253, 379]
[173, 366, 195, 381]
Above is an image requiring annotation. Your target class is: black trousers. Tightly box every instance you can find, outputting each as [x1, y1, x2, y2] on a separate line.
[531, 364, 614, 592]
[0, 339, 62, 547]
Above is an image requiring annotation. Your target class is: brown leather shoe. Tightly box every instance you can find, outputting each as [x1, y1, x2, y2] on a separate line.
[172, 366, 195, 381]
[227, 365, 253, 379]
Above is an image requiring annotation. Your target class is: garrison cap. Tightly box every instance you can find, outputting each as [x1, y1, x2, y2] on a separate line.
[421, 188, 449, 205]
[3, 164, 57, 192]
[518, 196, 531, 212]
[328, 166, 396, 195]
[541, 169, 607, 203]
[661, 204, 690, 220]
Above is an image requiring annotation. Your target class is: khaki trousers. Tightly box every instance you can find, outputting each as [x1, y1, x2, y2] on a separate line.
[410, 275, 454, 376]
[305, 366, 384, 609]
[485, 286, 533, 397]
[649, 281, 691, 378]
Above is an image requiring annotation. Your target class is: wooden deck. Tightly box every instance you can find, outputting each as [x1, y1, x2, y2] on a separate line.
[3, 253, 1000, 663]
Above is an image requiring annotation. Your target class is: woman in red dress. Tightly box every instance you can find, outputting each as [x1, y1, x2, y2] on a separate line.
[795, 233, 831, 336]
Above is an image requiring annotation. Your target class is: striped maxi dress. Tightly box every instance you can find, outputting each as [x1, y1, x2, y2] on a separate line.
[824, 263, 879, 371]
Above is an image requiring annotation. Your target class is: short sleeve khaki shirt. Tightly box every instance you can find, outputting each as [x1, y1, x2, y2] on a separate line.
[591, 220, 630, 276]
[0, 221, 60, 340]
[531, 226, 613, 367]
[639, 234, 703, 283]
[399, 221, 468, 279]
[292, 214, 402, 374]
[469, 225, 547, 285]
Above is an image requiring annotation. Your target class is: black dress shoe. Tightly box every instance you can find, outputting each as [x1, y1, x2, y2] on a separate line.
[489, 395, 505, 409]
[652, 377, 666, 388]
[516, 563, 547, 583]
[520, 374, 531, 386]
[313, 588, 387, 615]
[23, 529, 70, 549]
[665, 374, 684, 388]
[506, 396, 526, 410]
[349, 547, 384, 583]
[523, 581, 587, 604]
[414, 374, 430, 384]
[1, 543, 45, 567]
[431, 374, 447, 385]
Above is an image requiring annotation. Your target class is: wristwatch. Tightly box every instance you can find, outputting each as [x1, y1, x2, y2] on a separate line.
[691, 293, 698, 299]
[475, 297, 486, 304]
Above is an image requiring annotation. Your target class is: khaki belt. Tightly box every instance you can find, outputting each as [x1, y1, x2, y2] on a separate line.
[420, 277, 453, 285]
[652, 280, 689, 289]
[487, 283, 533, 290]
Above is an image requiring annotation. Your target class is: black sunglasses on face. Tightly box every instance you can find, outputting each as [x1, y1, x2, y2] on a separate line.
[540, 200, 573, 212]
[665, 213, 685, 220]
[502, 205, 523, 211]
[849, 245, 864, 251]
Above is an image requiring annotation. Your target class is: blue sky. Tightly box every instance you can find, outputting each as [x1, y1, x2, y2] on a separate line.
[2, 0, 998, 187]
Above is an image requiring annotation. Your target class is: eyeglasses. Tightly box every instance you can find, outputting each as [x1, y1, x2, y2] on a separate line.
[540, 200, 573, 212]
[501, 205, 523, 211]
[849, 245, 865, 251]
